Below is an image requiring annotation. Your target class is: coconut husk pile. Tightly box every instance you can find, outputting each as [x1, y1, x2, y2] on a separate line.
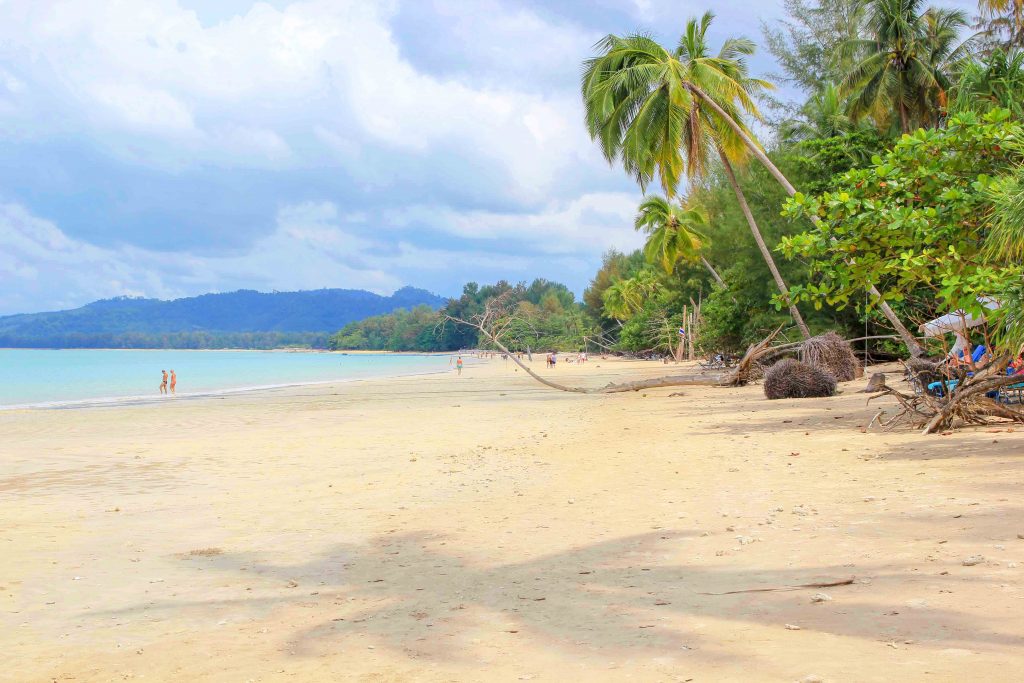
[799, 331, 857, 382]
[763, 358, 837, 400]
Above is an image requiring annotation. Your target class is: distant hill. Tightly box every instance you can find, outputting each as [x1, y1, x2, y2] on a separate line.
[0, 287, 447, 349]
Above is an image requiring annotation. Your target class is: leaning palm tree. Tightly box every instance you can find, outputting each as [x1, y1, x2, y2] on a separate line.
[583, 12, 812, 339]
[582, 11, 926, 354]
[634, 195, 725, 286]
[841, 0, 972, 133]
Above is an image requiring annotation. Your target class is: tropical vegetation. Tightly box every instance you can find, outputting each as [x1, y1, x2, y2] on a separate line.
[569, 0, 1024, 359]
[329, 0, 1024, 363]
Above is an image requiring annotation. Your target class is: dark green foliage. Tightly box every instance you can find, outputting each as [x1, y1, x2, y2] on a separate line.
[329, 279, 599, 353]
[781, 109, 1024, 326]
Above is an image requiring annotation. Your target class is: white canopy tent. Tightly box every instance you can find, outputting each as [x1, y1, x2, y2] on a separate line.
[919, 298, 1001, 338]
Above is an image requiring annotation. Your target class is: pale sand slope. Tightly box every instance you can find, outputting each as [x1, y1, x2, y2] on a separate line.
[2, 358, 1023, 682]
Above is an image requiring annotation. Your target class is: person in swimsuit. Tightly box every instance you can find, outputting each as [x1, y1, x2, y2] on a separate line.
[456, 356, 463, 375]
[169, 369, 176, 394]
[160, 370, 168, 395]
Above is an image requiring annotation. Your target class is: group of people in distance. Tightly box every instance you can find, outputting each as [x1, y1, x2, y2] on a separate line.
[545, 351, 588, 368]
[160, 369, 177, 395]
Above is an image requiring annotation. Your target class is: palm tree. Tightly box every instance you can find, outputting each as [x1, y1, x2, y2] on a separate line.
[986, 165, 1024, 261]
[583, 13, 812, 339]
[633, 195, 724, 283]
[949, 47, 1024, 118]
[583, 10, 927, 354]
[601, 270, 659, 322]
[978, 0, 1024, 50]
[781, 82, 859, 142]
[841, 0, 972, 133]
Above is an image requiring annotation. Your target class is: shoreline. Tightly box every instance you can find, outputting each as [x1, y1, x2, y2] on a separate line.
[0, 347, 459, 355]
[0, 365, 465, 412]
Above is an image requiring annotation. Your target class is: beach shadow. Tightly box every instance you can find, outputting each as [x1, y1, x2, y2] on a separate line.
[872, 430, 1024, 461]
[90, 530, 1023, 663]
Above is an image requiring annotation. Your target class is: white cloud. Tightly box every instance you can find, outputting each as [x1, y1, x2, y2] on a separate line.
[0, 0, 610, 201]
[88, 82, 197, 133]
[384, 192, 646, 255]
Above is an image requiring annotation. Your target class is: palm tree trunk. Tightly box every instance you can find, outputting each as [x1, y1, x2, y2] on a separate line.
[689, 83, 925, 355]
[700, 257, 727, 288]
[718, 147, 812, 340]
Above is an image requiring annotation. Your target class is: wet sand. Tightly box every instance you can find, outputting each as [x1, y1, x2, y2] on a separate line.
[2, 357, 1023, 682]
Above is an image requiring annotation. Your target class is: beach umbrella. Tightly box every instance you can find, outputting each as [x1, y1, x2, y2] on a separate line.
[919, 298, 1001, 338]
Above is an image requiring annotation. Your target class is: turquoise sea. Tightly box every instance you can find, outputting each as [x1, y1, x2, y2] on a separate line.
[0, 349, 455, 408]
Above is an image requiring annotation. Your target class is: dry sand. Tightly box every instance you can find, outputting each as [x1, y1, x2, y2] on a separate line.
[2, 357, 1023, 682]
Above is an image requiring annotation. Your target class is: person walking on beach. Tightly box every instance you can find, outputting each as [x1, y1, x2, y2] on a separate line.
[456, 356, 463, 375]
[169, 369, 176, 395]
[160, 370, 168, 395]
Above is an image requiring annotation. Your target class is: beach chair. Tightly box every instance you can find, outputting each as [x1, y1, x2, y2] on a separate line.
[997, 365, 1024, 404]
[998, 379, 1024, 404]
[699, 353, 726, 370]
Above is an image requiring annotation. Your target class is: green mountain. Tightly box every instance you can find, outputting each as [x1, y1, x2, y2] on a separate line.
[0, 287, 447, 349]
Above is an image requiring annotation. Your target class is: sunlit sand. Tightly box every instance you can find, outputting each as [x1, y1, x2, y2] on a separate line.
[2, 358, 1023, 681]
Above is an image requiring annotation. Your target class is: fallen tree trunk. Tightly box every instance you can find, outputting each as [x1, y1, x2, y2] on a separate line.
[448, 295, 781, 394]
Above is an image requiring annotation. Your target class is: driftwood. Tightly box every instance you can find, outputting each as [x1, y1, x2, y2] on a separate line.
[694, 577, 855, 596]
[867, 357, 1024, 434]
[443, 292, 782, 394]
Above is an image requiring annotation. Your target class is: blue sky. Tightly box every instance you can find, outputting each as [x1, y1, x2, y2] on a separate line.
[0, 0, 978, 314]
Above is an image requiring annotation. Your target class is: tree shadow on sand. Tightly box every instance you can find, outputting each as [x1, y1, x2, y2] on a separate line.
[90, 530, 1023, 663]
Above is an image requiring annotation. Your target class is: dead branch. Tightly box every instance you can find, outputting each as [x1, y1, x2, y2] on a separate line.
[864, 357, 1024, 433]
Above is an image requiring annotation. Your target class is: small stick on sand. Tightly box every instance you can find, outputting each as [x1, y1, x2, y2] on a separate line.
[694, 577, 855, 596]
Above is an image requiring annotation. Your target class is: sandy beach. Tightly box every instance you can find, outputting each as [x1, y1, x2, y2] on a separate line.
[2, 357, 1023, 682]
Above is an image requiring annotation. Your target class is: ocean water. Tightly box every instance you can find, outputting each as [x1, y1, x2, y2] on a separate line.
[0, 349, 455, 408]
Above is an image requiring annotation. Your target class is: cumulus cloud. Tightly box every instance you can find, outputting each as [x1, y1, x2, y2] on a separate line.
[0, 0, 609, 199]
[383, 192, 646, 255]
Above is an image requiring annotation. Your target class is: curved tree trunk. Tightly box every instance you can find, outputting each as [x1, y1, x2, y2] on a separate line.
[718, 147, 812, 340]
[689, 83, 925, 356]
[701, 256, 728, 288]
[450, 314, 781, 394]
